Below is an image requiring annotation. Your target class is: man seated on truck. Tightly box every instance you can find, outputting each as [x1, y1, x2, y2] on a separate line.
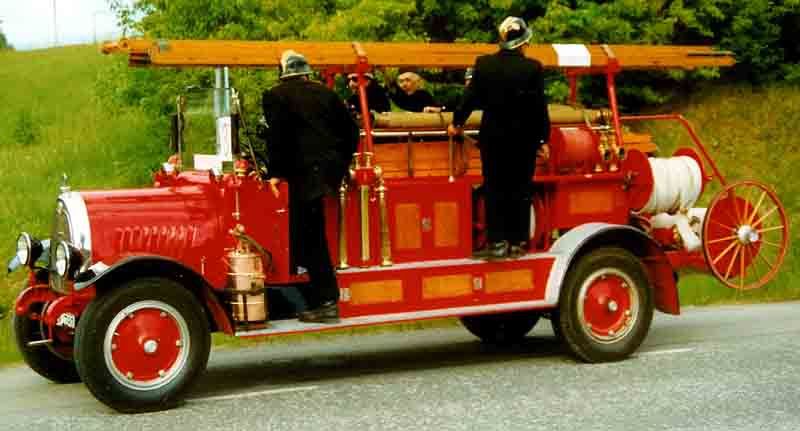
[388, 70, 442, 113]
[261, 50, 360, 323]
[346, 71, 391, 113]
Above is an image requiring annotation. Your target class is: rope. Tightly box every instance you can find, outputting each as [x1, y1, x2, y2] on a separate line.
[640, 156, 703, 214]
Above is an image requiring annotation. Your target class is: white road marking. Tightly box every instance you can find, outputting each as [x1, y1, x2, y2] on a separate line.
[188, 385, 318, 403]
[637, 347, 695, 356]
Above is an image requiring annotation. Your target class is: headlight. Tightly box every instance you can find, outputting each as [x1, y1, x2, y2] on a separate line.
[15, 233, 43, 267]
[54, 240, 83, 279]
[54, 241, 70, 277]
[16, 233, 31, 266]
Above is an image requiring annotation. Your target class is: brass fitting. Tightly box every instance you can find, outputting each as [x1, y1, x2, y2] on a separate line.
[362, 152, 374, 169]
[607, 132, 620, 172]
[596, 132, 610, 172]
[337, 180, 349, 269]
[374, 167, 392, 267]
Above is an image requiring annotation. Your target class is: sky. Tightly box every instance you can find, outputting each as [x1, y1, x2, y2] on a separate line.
[0, 0, 125, 50]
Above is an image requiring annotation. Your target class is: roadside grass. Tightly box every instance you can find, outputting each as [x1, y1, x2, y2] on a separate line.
[632, 83, 800, 306]
[0, 46, 796, 366]
[0, 45, 168, 366]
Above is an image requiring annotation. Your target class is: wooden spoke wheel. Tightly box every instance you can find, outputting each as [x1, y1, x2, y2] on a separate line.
[702, 180, 790, 290]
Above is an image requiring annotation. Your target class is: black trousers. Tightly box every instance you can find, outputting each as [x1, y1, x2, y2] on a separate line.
[291, 196, 339, 309]
[482, 151, 534, 245]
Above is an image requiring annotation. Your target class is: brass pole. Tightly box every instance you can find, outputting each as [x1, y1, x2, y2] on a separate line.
[375, 168, 392, 266]
[448, 134, 455, 182]
[360, 184, 370, 265]
[337, 181, 349, 269]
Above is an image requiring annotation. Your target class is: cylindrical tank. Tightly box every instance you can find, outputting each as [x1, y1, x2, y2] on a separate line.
[227, 248, 267, 323]
[548, 127, 600, 174]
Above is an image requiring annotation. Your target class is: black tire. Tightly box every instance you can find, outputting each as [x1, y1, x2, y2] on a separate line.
[557, 247, 653, 363]
[12, 307, 81, 383]
[74, 278, 211, 413]
[460, 311, 540, 345]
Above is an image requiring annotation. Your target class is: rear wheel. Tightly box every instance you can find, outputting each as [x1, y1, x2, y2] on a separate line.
[460, 311, 540, 344]
[557, 247, 653, 362]
[74, 278, 210, 413]
[12, 305, 80, 383]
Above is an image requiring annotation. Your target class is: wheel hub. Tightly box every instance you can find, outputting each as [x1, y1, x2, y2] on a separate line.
[143, 339, 159, 355]
[104, 301, 190, 391]
[736, 225, 759, 244]
[578, 269, 639, 344]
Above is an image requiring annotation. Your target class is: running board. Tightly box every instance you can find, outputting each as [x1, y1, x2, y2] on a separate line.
[235, 299, 554, 337]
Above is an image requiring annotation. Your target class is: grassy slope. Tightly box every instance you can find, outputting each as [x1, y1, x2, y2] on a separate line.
[0, 45, 167, 362]
[636, 84, 800, 305]
[0, 46, 797, 364]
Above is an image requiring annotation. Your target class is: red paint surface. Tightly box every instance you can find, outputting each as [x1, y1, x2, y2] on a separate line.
[582, 274, 631, 336]
[110, 308, 183, 381]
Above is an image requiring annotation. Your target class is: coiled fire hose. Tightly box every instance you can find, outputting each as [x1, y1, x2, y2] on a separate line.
[640, 156, 705, 251]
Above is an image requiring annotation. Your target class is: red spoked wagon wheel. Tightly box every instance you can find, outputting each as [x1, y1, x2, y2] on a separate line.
[702, 180, 790, 290]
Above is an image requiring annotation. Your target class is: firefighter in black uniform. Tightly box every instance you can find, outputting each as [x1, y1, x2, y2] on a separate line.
[261, 50, 359, 323]
[448, 17, 550, 259]
[346, 72, 391, 113]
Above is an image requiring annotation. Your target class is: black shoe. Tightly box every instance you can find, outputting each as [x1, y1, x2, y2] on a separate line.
[472, 244, 493, 259]
[484, 241, 509, 260]
[298, 301, 340, 324]
[473, 241, 510, 261]
[509, 242, 528, 259]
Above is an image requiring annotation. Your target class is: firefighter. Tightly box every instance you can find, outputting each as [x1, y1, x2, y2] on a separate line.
[261, 50, 359, 323]
[346, 72, 391, 113]
[389, 70, 441, 112]
[448, 16, 550, 259]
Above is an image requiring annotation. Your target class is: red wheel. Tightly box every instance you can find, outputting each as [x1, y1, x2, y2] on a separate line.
[703, 180, 790, 290]
[75, 278, 210, 413]
[578, 270, 639, 343]
[557, 247, 653, 363]
[104, 301, 190, 391]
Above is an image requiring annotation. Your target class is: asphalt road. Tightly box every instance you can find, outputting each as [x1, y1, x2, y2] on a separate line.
[2, 302, 800, 431]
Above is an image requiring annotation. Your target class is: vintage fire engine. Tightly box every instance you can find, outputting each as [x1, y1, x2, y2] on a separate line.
[7, 39, 790, 413]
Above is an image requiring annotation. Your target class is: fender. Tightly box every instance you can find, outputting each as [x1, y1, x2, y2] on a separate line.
[14, 285, 59, 316]
[76, 255, 234, 334]
[546, 223, 680, 315]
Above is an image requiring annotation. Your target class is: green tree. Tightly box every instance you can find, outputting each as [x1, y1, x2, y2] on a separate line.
[0, 22, 13, 50]
[102, 0, 800, 114]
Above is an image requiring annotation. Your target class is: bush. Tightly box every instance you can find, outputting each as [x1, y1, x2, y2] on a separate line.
[12, 109, 39, 146]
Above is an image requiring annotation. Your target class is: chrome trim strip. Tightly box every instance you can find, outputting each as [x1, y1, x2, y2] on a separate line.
[57, 191, 92, 273]
[336, 253, 557, 274]
[235, 299, 554, 337]
[545, 223, 647, 304]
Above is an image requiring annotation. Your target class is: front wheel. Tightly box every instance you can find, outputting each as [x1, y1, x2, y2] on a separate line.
[460, 311, 540, 345]
[74, 278, 211, 413]
[557, 247, 653, 363]
[12, 305, 80, 383]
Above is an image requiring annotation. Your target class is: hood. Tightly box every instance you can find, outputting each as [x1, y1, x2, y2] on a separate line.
[80, 176, 223, 265]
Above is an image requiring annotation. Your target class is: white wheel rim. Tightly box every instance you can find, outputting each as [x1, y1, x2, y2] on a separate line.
[576, 268, 640, 344]
[103, 300, 191, 391]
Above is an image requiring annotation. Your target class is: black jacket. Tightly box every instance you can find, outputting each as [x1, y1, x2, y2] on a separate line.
[347, 81, 391, 113]
[453, 49, 549, 175]
[389, 84, 436, 112]
[262, 78, 359, 201]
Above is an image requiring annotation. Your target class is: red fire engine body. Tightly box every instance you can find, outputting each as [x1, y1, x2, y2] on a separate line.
[8, 39, 790, 413]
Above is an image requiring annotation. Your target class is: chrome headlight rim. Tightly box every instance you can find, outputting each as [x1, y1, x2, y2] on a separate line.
[54, 240, 70, 277]
[16, 233, 32, 266]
